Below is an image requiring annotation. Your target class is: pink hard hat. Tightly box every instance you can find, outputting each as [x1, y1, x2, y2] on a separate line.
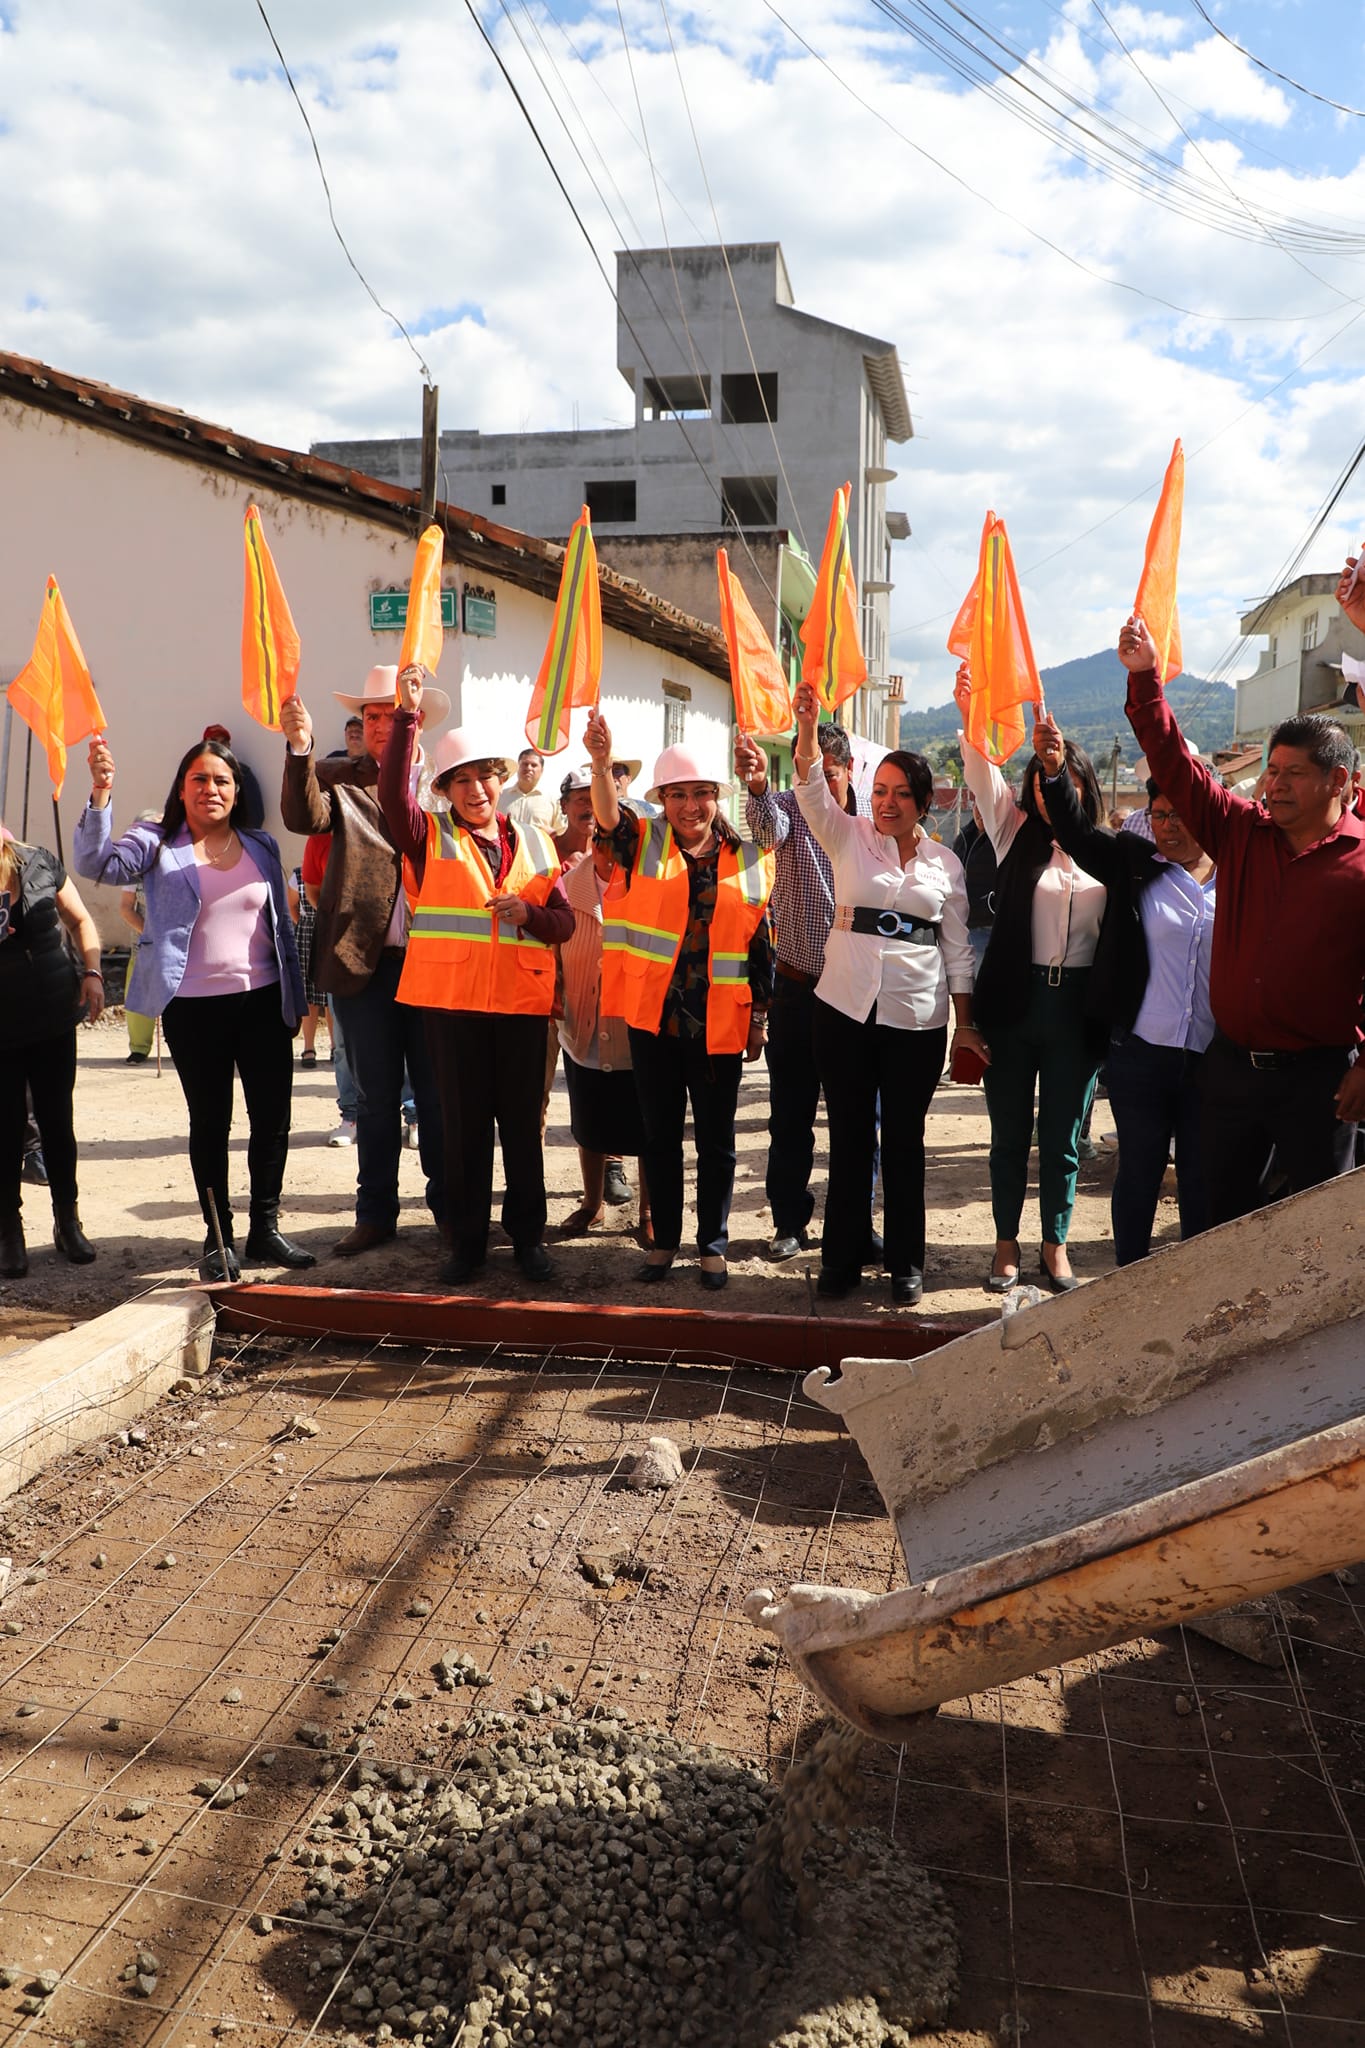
[646, 745, 733, 805]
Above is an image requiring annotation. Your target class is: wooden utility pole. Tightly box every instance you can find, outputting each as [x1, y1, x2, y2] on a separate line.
[419, 383, 440, 528]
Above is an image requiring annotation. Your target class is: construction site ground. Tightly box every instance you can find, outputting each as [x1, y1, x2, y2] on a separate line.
[0, 1017, 1361, 2044]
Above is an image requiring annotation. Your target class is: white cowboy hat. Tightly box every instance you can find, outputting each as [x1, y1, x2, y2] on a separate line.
[430, 727, 513, 785]
[610, 756, 643, 782]
[334, 664, 451, 729]
[646, 744, 733, 804]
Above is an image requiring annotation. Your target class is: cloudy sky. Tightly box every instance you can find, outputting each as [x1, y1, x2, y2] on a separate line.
[3, 0, 1364, 705]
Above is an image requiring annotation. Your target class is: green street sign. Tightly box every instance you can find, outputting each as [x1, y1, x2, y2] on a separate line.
[370, 589, 457, 632]
[463, 592, 497, 638]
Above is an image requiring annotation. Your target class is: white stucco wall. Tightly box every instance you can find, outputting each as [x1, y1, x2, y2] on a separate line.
[0, 400, 732, 939]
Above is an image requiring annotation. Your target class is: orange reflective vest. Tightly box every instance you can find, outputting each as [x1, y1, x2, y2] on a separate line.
[397, 812, 559, 1015]
[601, 817, 774, 1054]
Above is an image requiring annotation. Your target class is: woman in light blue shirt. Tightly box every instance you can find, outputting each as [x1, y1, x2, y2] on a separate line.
[1040, 716, 1216, 1265]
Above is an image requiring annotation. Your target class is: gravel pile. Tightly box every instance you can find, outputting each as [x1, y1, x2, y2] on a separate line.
[285, 1708, 956, 2048]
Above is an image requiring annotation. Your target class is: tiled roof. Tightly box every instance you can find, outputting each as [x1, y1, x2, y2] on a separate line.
[0, 349, 730, 680]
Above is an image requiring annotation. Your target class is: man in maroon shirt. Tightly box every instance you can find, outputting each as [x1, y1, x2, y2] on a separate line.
[1120, 613, 1365, 1226]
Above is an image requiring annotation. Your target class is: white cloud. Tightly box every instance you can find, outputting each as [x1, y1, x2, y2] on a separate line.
[2, 0, 1364, 709]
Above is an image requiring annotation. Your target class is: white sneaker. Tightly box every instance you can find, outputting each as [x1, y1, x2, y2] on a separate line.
[403, 1121, 419, 1150]
[327, 1120, 356, 1148]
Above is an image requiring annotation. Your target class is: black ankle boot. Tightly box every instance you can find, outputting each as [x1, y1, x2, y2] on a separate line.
[53, 1205, 97, 1264]
[0, 1213, 27, 1279]
[198, 1233, 240, 1283]
[244, 1213, 317, 1270]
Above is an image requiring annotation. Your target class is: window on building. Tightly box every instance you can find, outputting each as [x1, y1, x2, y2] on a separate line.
[643, 374, 711, 420]
[720, 372, 778, 425]
[664, 696, 686, 749]
[662, 679, 689, 751]
[721, 475, 778, 527]
[1301, 610, 1320, 652]
[1268, 635, 1278, 668]
[490, 482, 506, 507]
[585, 479, 637, 523]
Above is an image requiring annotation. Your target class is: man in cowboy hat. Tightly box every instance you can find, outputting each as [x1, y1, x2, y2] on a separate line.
[280, 665, 451, 1257]
[610, 755, 659, 819]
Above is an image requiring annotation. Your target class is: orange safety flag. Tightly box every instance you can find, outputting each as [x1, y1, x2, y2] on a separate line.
[947, 511, 1043, 766]
[717, 548, 791, 737]
[800, 483, 866, 713]
[1134, 438, 1184, 685]
[241, 505, 301, 732]
[398, 523, 447, 675]
[8, 576, 106, 798]
[526, 507, 602, 755]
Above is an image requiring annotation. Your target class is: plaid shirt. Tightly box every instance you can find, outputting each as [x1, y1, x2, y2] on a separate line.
[745, 781, 864, 978]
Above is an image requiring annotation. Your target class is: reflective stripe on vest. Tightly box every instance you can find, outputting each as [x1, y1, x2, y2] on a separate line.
[397, 814, 558, 1014]
[601, 819, 773, 1054]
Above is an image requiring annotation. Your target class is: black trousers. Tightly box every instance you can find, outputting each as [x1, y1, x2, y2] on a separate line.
[1199, 1034, 1356, 1227]
[628, 1026, 743, 1259]
[427, 1010, 548, 1262]
[764, 975, 822, 1238]
[160, 984, 294, 1240]
[814, 997, 946, 1282]
[1, 1030, 78, 1214]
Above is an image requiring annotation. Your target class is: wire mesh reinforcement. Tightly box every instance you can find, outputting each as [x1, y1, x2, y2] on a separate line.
[0, 1327, 1359, 2046]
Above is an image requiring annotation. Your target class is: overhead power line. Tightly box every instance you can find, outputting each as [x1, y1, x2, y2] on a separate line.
[1185, 0, 1365, 121]
[757, 0, 1349, 324]
[252, 0, 432, 383]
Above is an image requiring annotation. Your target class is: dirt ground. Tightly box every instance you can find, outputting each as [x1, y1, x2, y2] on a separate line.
[1, 1017, 1361, 2046]
[2, 1007, 1134, 1341]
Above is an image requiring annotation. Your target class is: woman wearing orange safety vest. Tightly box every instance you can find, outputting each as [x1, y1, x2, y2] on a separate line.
[379, 665, 573, 1288]
[585, 709, 774, 1292]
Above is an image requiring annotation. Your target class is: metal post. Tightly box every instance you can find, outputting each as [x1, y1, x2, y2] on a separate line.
[21, 725, 33, 840]
[419, 383, 440, 529]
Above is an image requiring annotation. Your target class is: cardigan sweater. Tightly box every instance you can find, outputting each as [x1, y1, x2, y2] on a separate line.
[73, 808, 303, 1025]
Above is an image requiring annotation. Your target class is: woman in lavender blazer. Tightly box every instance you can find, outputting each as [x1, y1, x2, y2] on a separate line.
[74, 733, 311, 1280]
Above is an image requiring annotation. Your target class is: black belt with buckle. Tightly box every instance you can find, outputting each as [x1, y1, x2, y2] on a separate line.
[1214, 1032, 1352, 1071]
[843, 905, 940, 947]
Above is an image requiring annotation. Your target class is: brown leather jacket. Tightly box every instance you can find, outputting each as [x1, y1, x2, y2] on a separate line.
[280, 749, 405, 998]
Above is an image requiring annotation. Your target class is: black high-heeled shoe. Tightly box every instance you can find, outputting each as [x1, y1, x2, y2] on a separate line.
[985, 1240, 1021, 1293]
[636, 1255, 676, 1283]
[699, 1261, 728, 1293]
[1038, 1250, 1079, 1294]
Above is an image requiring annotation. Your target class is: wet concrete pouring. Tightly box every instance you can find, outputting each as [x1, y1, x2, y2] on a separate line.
[0, 1328, 1361, 2046]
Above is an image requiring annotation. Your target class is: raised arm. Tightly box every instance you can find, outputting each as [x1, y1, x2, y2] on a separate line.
[377, 669, 428, 867]
[954, 662, 1024, 861]
[584, 707, 621, 838]
[736, 733, 793, 849]
[1033, 713, 1130, 888]
[279, 694, 337, 837]
[1120, 614, 1240, 857]
[73, 738, 159, 884]
[790, 682, 861, 859]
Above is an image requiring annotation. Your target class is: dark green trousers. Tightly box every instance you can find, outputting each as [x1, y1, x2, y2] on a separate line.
[983, 967, 1099, 1246]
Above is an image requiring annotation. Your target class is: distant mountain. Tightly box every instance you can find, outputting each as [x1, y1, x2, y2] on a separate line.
[899, 649, 1235, 768]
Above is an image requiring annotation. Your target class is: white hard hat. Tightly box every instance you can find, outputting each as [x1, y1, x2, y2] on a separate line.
[430, 727, 513, 784]
[646, 744, 733, 805]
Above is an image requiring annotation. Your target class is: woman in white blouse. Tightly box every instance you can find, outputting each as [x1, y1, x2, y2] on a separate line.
[955, 665, 1107, 1294]
[792, 682, 984, 1305]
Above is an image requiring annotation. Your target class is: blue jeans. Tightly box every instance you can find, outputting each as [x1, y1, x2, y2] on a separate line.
[328, 1000, 359, 1121]
[331, 953, 443, 1229]
[1105, 1028, 1207, 1265]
